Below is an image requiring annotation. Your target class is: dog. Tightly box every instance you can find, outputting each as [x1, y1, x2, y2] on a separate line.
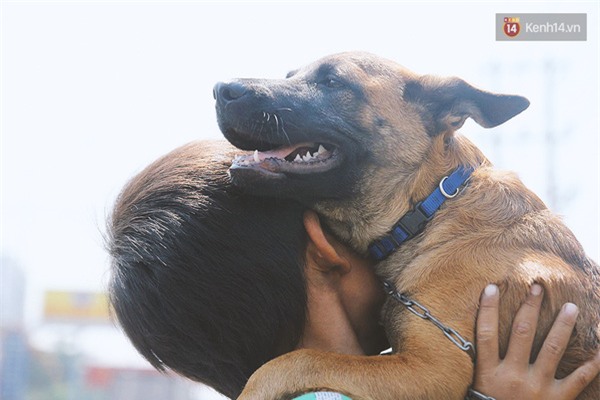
[214, 52, 599, 399]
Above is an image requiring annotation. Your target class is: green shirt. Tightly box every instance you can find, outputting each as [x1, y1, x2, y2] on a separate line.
[292, 393, 352, 400]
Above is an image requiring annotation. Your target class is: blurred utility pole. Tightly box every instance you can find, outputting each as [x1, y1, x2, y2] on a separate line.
[488, 62, 504, 166]
[544, 60, 558, 211]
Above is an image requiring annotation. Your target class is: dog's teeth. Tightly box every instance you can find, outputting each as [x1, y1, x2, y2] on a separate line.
[253, 150, 260, 163]
[302, 154, 311, 162]
[311, 145, 328, 159]
[294, 154, 302, 162]
[317, 144, 330, 157]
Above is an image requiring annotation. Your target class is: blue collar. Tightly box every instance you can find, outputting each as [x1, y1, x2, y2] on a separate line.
[368, 165, 474, 261]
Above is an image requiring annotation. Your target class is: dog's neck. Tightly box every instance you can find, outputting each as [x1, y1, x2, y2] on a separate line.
[368, 165, 474, 261]
[315, 134, 489, 256]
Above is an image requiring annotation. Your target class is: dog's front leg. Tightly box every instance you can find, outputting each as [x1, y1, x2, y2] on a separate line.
[238, 346, 473, 400]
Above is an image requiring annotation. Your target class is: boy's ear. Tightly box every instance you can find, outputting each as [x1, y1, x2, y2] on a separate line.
[404, 75, 530, 134]
[303, 211, 350, 273]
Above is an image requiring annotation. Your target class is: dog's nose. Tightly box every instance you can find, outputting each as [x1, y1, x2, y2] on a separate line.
[213, 82, 247, 104]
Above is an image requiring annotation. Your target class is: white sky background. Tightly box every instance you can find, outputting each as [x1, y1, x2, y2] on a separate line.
[1, 0, 599, 395]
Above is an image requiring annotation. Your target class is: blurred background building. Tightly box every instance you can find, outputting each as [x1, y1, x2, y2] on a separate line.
[1, 258, 28, 400]
[1, 257, 200, 400]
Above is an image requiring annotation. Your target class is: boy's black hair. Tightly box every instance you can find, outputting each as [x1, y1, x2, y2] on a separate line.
[106, 141, 308, 398]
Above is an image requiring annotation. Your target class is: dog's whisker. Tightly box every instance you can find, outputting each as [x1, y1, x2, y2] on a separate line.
[277, 118, 300, 131]
[273, 114, 287, 144]
[273, 114, 292, 146]
[277, 115, 292, 145]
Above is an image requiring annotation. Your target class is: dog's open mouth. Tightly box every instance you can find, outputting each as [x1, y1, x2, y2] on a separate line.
[231, 142, 341, 176]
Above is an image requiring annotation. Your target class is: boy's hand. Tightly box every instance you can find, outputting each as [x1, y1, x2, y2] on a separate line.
[473, 283, 600, 399]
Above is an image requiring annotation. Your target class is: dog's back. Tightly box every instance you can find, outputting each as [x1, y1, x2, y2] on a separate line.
[381, 165, 600, 392]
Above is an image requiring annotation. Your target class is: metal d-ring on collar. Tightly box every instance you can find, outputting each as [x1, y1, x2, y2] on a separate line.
[439, 176, 460, 198]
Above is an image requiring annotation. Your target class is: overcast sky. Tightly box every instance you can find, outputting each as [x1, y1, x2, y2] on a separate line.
[1, 1, 598, 394]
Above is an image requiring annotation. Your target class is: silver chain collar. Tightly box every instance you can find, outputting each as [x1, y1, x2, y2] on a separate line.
[382, 280, 497, 399]
[382, 280, 476, 359]
[383, 280, 498, 400]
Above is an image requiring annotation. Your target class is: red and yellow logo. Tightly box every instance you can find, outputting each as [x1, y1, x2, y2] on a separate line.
[503, 17, 521, 37]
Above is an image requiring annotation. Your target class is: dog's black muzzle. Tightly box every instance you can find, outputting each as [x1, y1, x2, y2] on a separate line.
[213, 78, 363, 202]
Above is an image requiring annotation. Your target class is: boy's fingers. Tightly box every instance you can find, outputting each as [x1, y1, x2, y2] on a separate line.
[476, 284, 500, 370]
[558, 351, 600, 399]
[536, 302, 579, 378]
[505, 284, 544, 365]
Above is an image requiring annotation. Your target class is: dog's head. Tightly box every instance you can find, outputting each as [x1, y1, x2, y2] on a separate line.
[215, 52, 529, 208]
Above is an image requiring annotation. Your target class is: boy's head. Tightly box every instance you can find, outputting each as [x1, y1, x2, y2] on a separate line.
[106, 141, 308, 398]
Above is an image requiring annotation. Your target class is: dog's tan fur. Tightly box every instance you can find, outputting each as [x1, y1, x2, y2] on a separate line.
[232, 53, 599, 399]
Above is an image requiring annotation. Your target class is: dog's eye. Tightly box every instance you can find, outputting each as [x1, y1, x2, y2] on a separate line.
[320, 76, 344, 89]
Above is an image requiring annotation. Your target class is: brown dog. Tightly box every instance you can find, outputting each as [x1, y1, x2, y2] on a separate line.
[214, 52, 599, 399]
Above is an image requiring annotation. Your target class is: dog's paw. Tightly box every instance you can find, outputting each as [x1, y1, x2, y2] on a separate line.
[237, 351, 310, 400]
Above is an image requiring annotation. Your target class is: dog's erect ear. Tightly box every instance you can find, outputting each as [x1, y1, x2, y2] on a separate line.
[404, 76, 530, 135]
